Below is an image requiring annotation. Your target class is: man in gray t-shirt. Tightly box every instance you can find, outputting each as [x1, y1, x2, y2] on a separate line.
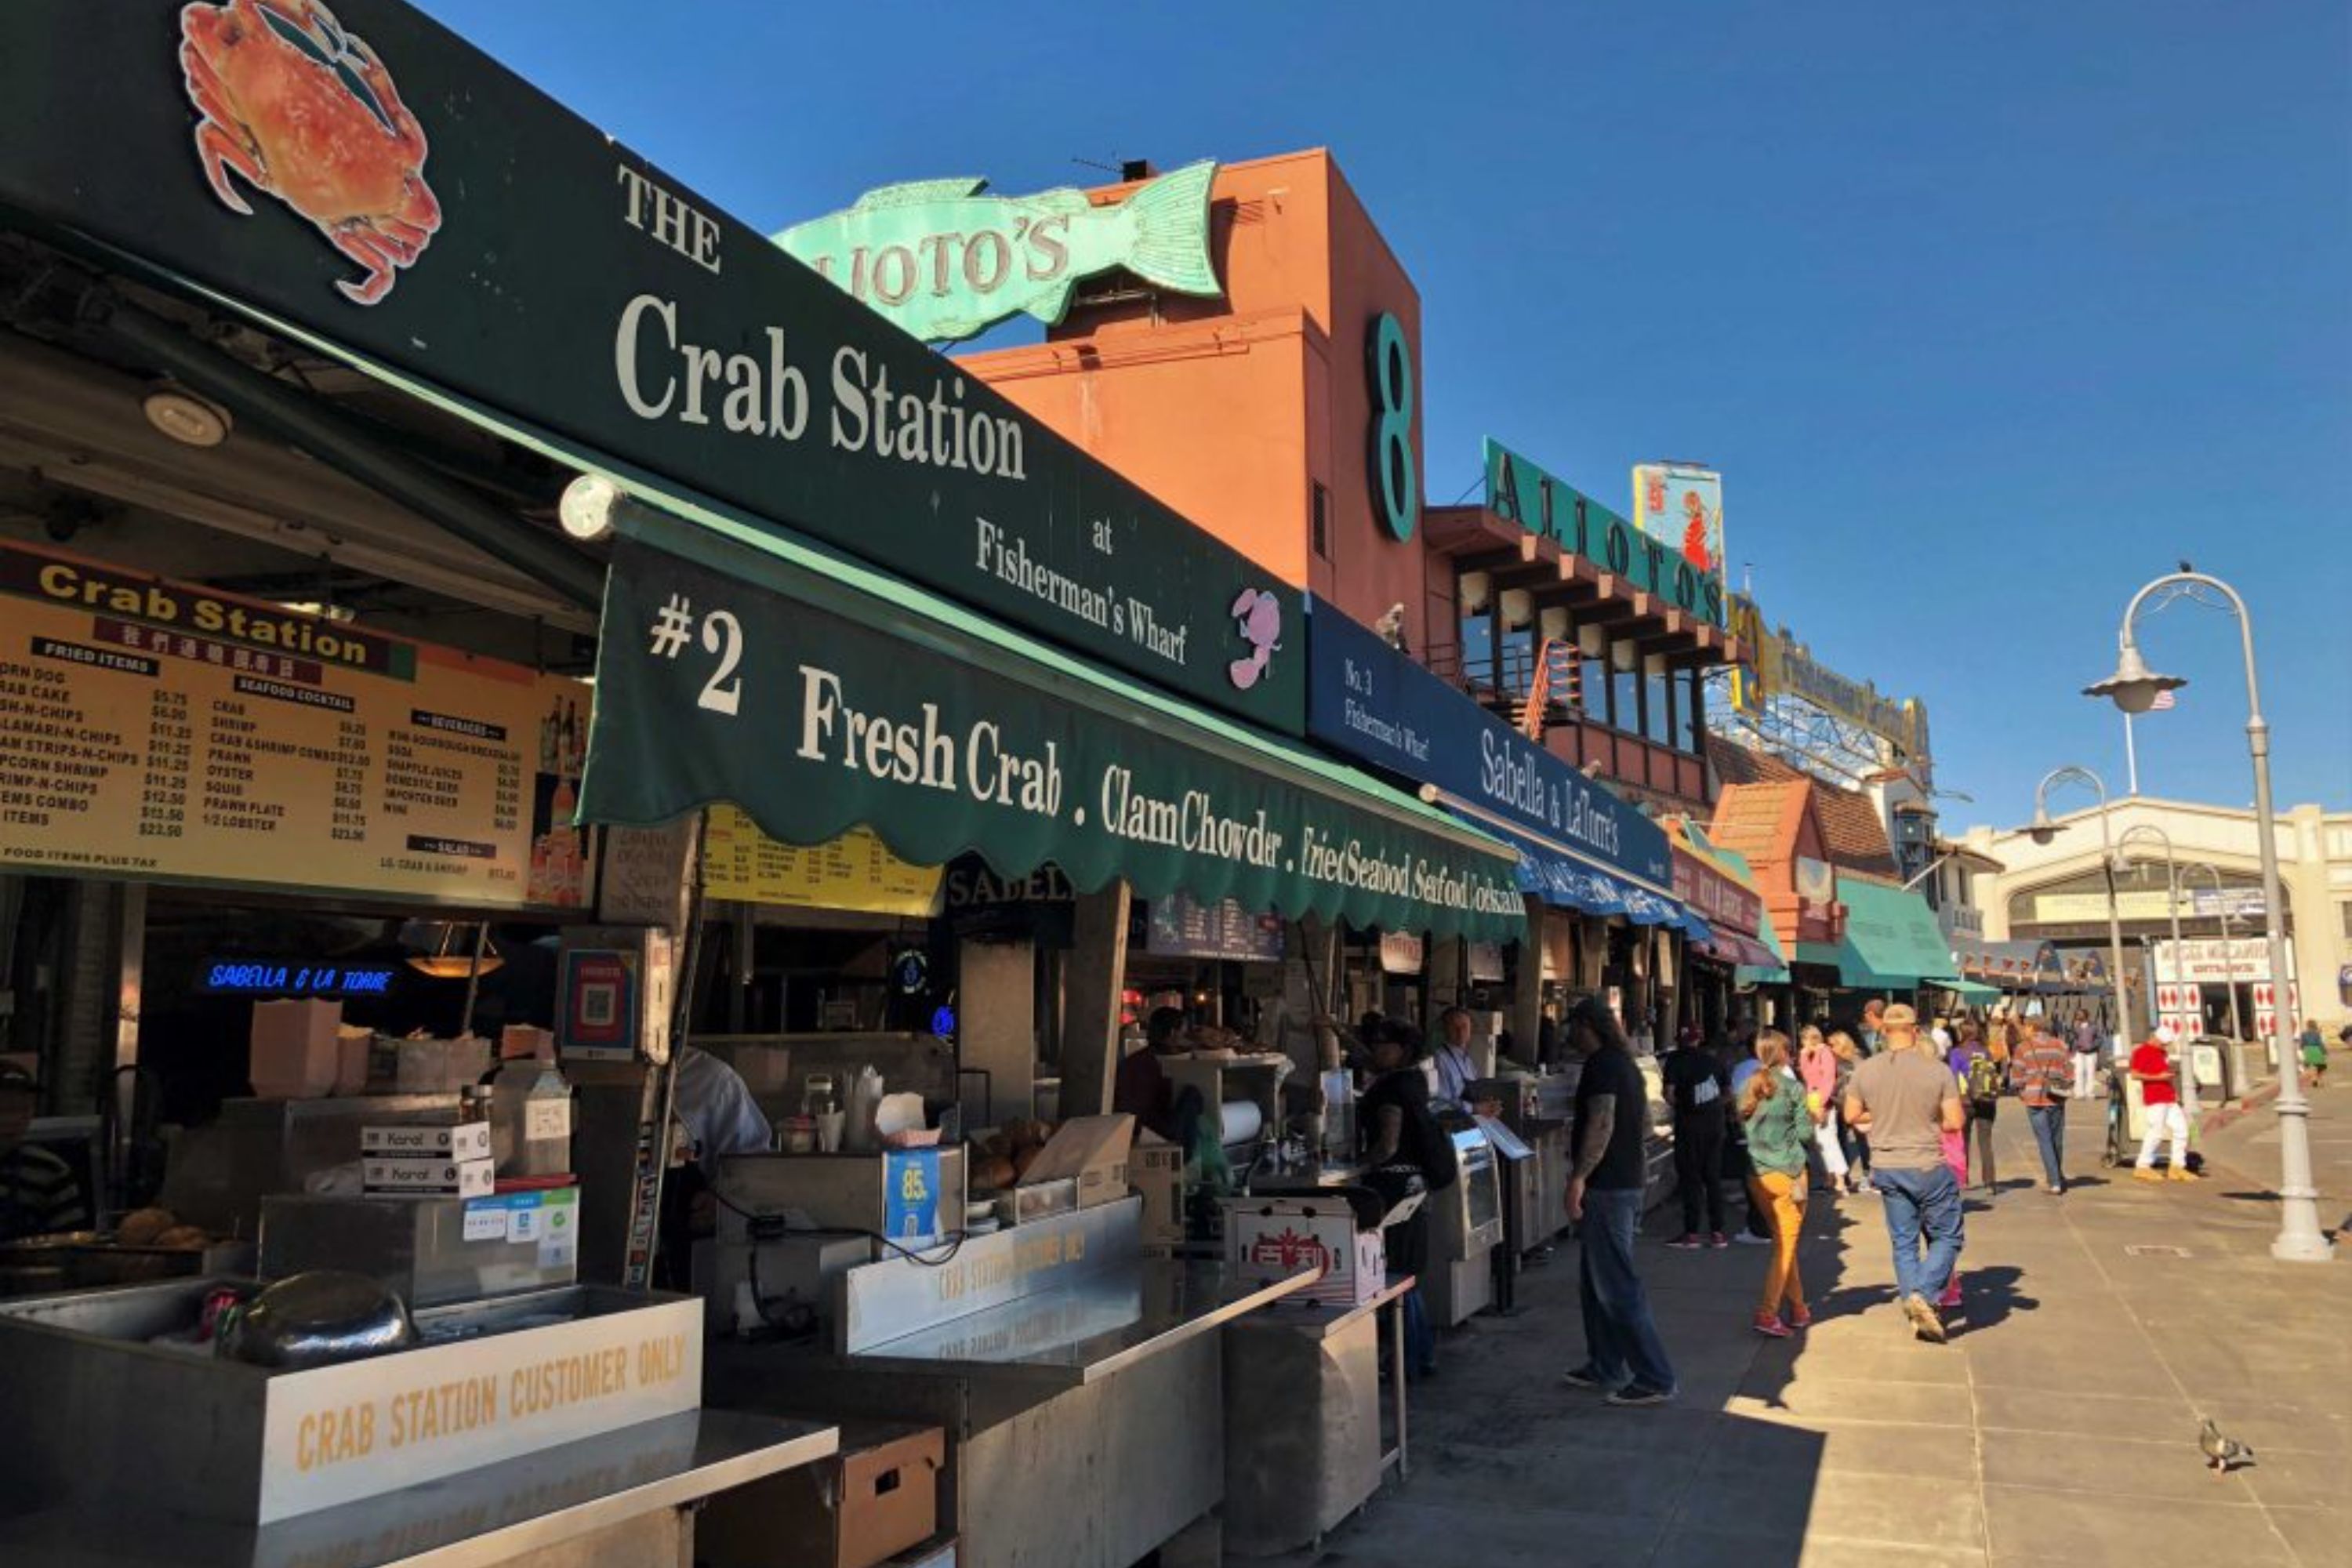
[1845, 1004, 1964, 1342]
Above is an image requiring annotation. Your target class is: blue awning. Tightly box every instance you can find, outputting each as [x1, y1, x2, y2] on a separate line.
[1470, 814, 1693, 927]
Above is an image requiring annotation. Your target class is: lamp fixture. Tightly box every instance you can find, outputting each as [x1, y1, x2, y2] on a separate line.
[402, 920, 504, 980]
[558, 472, 624, 542]
[142, 383, 232, 448]
[2084, 641, 2187, 715]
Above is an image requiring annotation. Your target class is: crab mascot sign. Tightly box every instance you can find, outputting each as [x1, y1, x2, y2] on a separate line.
[180, 0, 441, 304]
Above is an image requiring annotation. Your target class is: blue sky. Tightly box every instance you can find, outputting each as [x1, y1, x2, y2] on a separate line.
[418, 0, 2350, 830]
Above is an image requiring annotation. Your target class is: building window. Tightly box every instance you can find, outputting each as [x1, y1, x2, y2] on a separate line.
[2341, 900, 2352, 941]
[1677, 668, 1703, 753]
[1583, 652, 1610, 726]
[1311, 482, 1330, 561]
[1611, 649, 1639, 736]
[1643, 670, 1671, 744]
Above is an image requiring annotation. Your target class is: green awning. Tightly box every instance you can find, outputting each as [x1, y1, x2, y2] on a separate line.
[1826, 880, 1960, 990]
[167, 276, 1525, 942]
[583, 515, 1525, 939]
[1938, 979, 2002, 1004]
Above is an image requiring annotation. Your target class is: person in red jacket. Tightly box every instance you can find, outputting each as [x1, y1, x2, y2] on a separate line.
[2130, 1025, 2196, 1182]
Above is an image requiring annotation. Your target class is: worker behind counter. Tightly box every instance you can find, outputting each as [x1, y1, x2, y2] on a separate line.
[1113, 1006, 1189, 1142]
[656, 1045, 774, 1290]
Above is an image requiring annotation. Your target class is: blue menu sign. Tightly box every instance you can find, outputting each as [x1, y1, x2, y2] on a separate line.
[883, 1149, 943, 1245]
[1305, 601, 1672, 890]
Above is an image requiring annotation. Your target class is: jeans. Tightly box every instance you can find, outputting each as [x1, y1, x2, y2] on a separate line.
[1401, 1282, 1435, 1373]
[1873, 1163, 1964, 1304]
[1673, 1113, 1726, 1236]
[2026, 1102, 2067, 1190]
[1577, 1186, 1676, 1392]
[1748, 1170, 1808, 1317]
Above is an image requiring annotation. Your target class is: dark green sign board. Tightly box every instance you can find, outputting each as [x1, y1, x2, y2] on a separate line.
[1483, 437, 1728, 627]
[0, 0, 1303, 732]
[583, 527, 1525, 942]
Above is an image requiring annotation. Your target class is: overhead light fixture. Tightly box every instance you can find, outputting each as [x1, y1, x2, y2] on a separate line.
[142, 383, 232, 448]
[2083, 641, 2187, 715]
[1458, 571, 1492, 615]
[1499, 588, 1533, 630]
[401, 920, 504, 980]
[559, 472, 626, 542]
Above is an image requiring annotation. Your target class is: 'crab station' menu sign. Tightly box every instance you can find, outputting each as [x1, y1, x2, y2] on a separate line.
[0, 0, 1302, 735]
[0, 541, 593, 908]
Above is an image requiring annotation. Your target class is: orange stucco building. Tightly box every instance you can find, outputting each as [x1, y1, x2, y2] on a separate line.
[960, 148, 1734, 815]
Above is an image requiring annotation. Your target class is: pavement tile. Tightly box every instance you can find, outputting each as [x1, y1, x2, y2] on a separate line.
[1727, 1373, 1975, 1426]
[1973, 1385, 2195, 1442]
[1708, 1414, 1981, 1481]
[1982, 1483, 2294, 1567]
[1408, 1435, 1701, 1519]
[2263, 1506, 2352, 1568]
[1982, 1429, 2245, 1503]
[2231, 1444, 2352, 1512]
[1266, 1498, 1661, 1566]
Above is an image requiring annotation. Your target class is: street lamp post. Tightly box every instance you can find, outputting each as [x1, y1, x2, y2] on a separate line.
[2016, 766, 2134, 1071]
[2085, 570, 2332, 1263]
[2117, 824, 2183, 1036]
[2185, 862, 2245, 1044]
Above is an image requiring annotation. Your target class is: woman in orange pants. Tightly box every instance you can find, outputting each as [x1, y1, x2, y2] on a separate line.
[1739, 1030, 1817, 1337]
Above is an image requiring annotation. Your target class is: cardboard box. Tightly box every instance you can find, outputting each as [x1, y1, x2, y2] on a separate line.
[1017, 1113, 1134, 1210]
[394, 1035, 491, 1094]
[249, 1000, 344, 1099]
[1133, 1137, 1185, 1246]
[1225, 1196, 1387, 1308]
[698, 1422, 943, 1568]
[362, 1156, 495, 1198]
[361, 1122, 494, 1162]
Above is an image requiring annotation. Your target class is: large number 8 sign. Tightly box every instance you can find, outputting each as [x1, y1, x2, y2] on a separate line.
[1367, 311, 1417, 542]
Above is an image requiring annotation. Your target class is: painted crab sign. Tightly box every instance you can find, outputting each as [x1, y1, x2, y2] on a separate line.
[178, 0, 441, 304]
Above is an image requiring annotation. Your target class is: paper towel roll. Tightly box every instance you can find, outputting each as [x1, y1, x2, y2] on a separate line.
[1217, 1098, 1264, 1145]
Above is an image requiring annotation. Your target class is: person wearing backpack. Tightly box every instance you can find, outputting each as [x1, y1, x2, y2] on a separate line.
[1951, 1020, 2004, 1196]
[1663, 1025, 1733, 1248]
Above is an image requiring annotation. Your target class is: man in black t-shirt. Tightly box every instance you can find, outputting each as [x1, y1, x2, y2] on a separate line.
[1662, 1028, 1732, 1247]
[1563, 999, 1678, 1406]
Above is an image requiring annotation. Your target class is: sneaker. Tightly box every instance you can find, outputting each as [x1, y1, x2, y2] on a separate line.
[1938, 1278, 1963, 1311]
[1751, 1310, 1792, 1339]
[1787, 1305, 1814, 1330]
[1561, 1364, 1607, 1391]
[1733, 1231, 1773, 1246]
[1709, 1232, 1730, 1250]
[1903, 1294, 1947, 1345]
[2165, 1167, 2201, 1182]
[1666, 1234, 1704, 1250]
[1606, 1382, 1675, 1407]
[2132, 1168, 2166, 1183]
[2045, 1183, 2067, 1196]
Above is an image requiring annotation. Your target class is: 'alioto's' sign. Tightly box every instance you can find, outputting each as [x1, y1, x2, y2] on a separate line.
[1305, 601, 1671, 891]
[1484, 438, 1728, 628]
[0, 0, 1301, 734]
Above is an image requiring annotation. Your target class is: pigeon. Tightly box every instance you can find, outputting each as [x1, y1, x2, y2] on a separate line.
[2199, 1417, 2252, 1477]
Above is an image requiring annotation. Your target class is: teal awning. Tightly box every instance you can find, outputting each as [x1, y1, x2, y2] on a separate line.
[174, 278, 1526, 942]
[1939, 979, 2002, 1004]
[1826, 880, 1961, 990]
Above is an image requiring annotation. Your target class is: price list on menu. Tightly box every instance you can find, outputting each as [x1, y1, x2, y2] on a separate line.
[0, 542, 593, 908]
[701, 808, 942, 916]
[1145, 888, 1287, 963]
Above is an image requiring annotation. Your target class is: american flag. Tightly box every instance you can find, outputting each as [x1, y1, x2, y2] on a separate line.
[2149, 689, 2177, 711]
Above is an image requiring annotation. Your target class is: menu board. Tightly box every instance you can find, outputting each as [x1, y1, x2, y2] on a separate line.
[701, 808, 942, 916]
[1145, 889, 1286, 964]
[0, 543, 593, 908]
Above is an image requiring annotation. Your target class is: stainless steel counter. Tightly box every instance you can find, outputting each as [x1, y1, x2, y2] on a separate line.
[0, 1408, 835, 1568]
[709, 1258, 1315, 1568]
[847, 1258, 1317, 1387]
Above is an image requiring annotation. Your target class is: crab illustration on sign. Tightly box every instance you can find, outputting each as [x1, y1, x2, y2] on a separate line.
[1227, 588, 1283, 691]
[178, 0, 442, 305]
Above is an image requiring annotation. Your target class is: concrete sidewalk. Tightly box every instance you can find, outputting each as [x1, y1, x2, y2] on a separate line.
[1272, 1088, 2350, 1567]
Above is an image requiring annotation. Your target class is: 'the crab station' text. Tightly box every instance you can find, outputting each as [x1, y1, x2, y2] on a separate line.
[611, 163, 1026, 480]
